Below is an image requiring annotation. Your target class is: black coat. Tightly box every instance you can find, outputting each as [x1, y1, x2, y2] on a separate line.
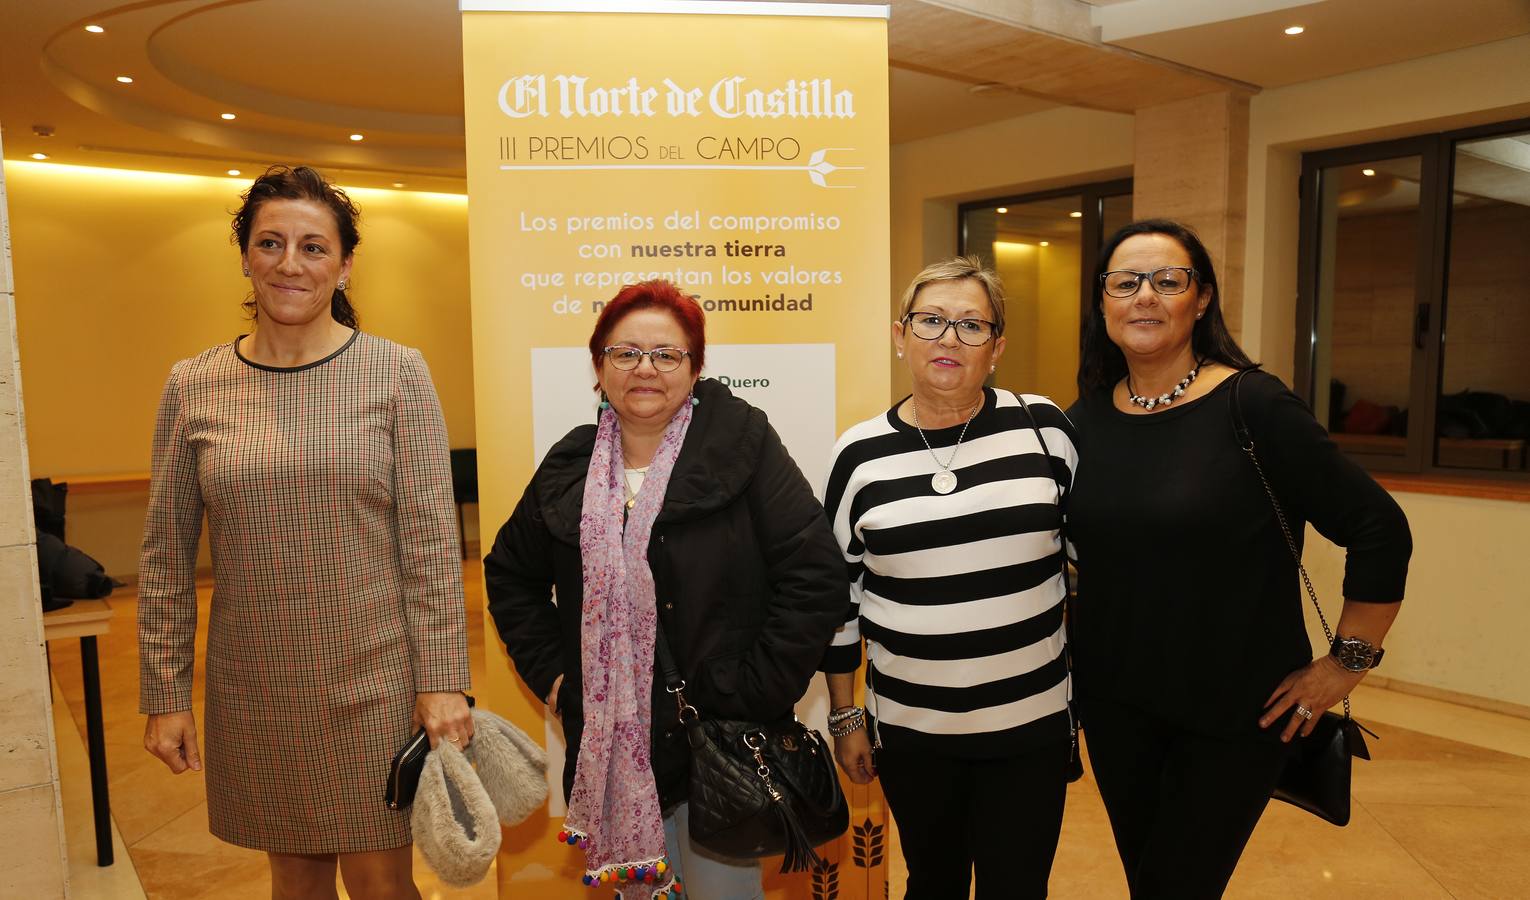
[484, 377, 848, 806]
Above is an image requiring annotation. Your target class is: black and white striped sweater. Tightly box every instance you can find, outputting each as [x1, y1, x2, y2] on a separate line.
[820, 388, 1078, 755]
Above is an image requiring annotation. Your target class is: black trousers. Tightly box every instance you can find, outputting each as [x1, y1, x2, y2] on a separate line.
[876, 739, 1070, 900]
[1083, 696, 1292, 899]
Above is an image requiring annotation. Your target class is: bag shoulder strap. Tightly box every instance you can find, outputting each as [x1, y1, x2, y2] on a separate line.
[1013, 393, 1073, 613]
[653, 608, 684, 691]
[1228, 369, 1352, 721]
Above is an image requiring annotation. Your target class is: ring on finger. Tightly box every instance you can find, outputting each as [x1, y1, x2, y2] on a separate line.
[1295, 705, 1314, 720]
[447, 736, 460, 743]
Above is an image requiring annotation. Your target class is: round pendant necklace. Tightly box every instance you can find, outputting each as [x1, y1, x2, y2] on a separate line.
[911, 395, 983, 495]
[1127, 361, 1202, 411]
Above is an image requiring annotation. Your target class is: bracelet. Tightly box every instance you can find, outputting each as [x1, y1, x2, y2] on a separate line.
[828, 714, 865, 738]
[827, 705, 864, 725]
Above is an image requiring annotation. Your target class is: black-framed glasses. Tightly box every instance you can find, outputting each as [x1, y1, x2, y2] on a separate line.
[602, 345, 691, 372]
[1100, 266, 1198, 299]
[902, 311, 998, 346]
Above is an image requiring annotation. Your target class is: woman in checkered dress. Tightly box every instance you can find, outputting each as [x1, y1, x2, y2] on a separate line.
[138, 166, 472, 898]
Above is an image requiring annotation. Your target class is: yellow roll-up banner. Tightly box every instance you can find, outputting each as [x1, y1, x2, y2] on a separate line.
[460, 1, 890, 896]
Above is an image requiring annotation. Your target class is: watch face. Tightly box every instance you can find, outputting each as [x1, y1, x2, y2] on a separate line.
[1336, 638, 1375, 670]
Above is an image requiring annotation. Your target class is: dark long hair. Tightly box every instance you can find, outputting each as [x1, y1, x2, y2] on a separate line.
[1078, 218, 1255, 393]
[231, 165, 361, 328]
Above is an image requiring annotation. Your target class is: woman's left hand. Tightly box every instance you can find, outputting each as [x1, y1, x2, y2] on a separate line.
[1260, 656, 1366, 742]
[414, 691, 474, 750]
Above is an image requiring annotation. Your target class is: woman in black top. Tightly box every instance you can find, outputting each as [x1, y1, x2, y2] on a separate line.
[1066, 220, 1411, 898]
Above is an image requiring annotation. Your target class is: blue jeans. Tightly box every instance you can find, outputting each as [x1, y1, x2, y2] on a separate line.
[659, 802, 764, 900]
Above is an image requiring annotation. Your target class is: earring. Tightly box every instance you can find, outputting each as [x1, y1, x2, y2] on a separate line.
[242, 267, 250, 277]
[896, 351, 903, 359]
[689, 393, 700, 407]
[989, 365, 996, 374]
[338, 280, 348, 291]
[598, 391, 610, 411]
[1196, 312, 1204, 319]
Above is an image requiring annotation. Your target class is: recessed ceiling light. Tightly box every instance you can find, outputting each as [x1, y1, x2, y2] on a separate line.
[996, 207, 1008, 214]
[392, 182, 405, 188]
[349, 133, 364, 142]
[31, 152, 49, 160]
[1285, 25, 1305, 35]
[84, 24, 105, 34]
[220, 112, 237, 120]
[1362, 168, 1376, 176]
[227, 169, 241, 176]
[1040, 241, 1050, 247]
[1069, 211, 1082, 218]
[116, 75, 134, 84]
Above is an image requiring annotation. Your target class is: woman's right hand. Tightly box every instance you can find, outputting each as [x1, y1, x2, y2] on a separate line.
[832, 729, 877, 784]
[144, 711, 202, 774]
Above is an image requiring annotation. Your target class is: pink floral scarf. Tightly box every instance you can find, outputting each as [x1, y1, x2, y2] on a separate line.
[562, 401, 691, 897]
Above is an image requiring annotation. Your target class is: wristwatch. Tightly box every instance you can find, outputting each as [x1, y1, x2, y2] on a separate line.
[1330, 635, 1385, 672]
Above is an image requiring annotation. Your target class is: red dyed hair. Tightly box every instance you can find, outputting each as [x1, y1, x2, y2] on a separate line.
[587, 280, 707, 376]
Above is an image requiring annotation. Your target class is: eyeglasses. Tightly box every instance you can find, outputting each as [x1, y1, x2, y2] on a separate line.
[602, 345, 691, 372]
[902, 312, 998, 346]
[1100, 266, 1198, 299]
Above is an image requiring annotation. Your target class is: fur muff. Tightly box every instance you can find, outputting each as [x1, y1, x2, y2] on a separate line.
[411, 744, 502, 887]
[466, 708, 549, 826]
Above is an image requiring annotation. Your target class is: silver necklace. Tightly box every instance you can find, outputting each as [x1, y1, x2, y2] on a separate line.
[911, 395, 983, 495]
[1127, 361, 1201, 411]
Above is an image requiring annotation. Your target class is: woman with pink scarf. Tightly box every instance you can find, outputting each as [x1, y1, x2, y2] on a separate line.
[485, 280, 846, 898]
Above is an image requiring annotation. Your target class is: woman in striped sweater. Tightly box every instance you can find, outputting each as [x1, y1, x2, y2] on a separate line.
[820, 257, 1078, 899]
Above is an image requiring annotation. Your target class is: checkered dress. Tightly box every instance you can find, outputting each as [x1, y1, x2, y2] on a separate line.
[138, 331, 471, 854]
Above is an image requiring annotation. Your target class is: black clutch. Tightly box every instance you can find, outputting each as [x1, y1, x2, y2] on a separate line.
[1273, 711, 1375, 826]
[385, 727, 430, 810]
[385, 694, 474, 810]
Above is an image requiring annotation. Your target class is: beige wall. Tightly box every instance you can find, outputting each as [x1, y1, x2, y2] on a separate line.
[0, 141, 71, 897]
[1303, 492, 1530, 709]
[889, 105, 1134, 400]
[1238, 35, 1530, 712]
[5, 163, 475, 576]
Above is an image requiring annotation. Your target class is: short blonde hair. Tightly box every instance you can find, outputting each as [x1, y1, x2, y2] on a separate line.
[897, 255, 1006, 336]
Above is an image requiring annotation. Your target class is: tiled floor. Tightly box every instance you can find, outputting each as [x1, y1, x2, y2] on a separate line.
[47, 563, 1530, 898]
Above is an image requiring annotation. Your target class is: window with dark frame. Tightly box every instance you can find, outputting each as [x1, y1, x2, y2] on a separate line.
[1296, 118, 1530, 481]
[957, 179, 1132, 408]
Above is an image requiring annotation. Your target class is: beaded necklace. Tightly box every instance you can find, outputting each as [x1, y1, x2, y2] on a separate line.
[1127, 360, 1202, 411]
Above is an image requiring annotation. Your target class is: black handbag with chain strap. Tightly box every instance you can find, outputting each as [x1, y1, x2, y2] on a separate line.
[1229, 369, 1376, 826]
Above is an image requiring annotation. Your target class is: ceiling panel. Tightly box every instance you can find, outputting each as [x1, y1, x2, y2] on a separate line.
[1108, 0, 1530, 88]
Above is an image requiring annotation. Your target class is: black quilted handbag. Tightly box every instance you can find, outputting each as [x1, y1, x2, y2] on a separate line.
[655, 627, 848, 872]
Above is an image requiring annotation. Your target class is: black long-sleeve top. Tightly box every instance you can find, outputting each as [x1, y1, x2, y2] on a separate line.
[1066, 369, 1411, 738]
